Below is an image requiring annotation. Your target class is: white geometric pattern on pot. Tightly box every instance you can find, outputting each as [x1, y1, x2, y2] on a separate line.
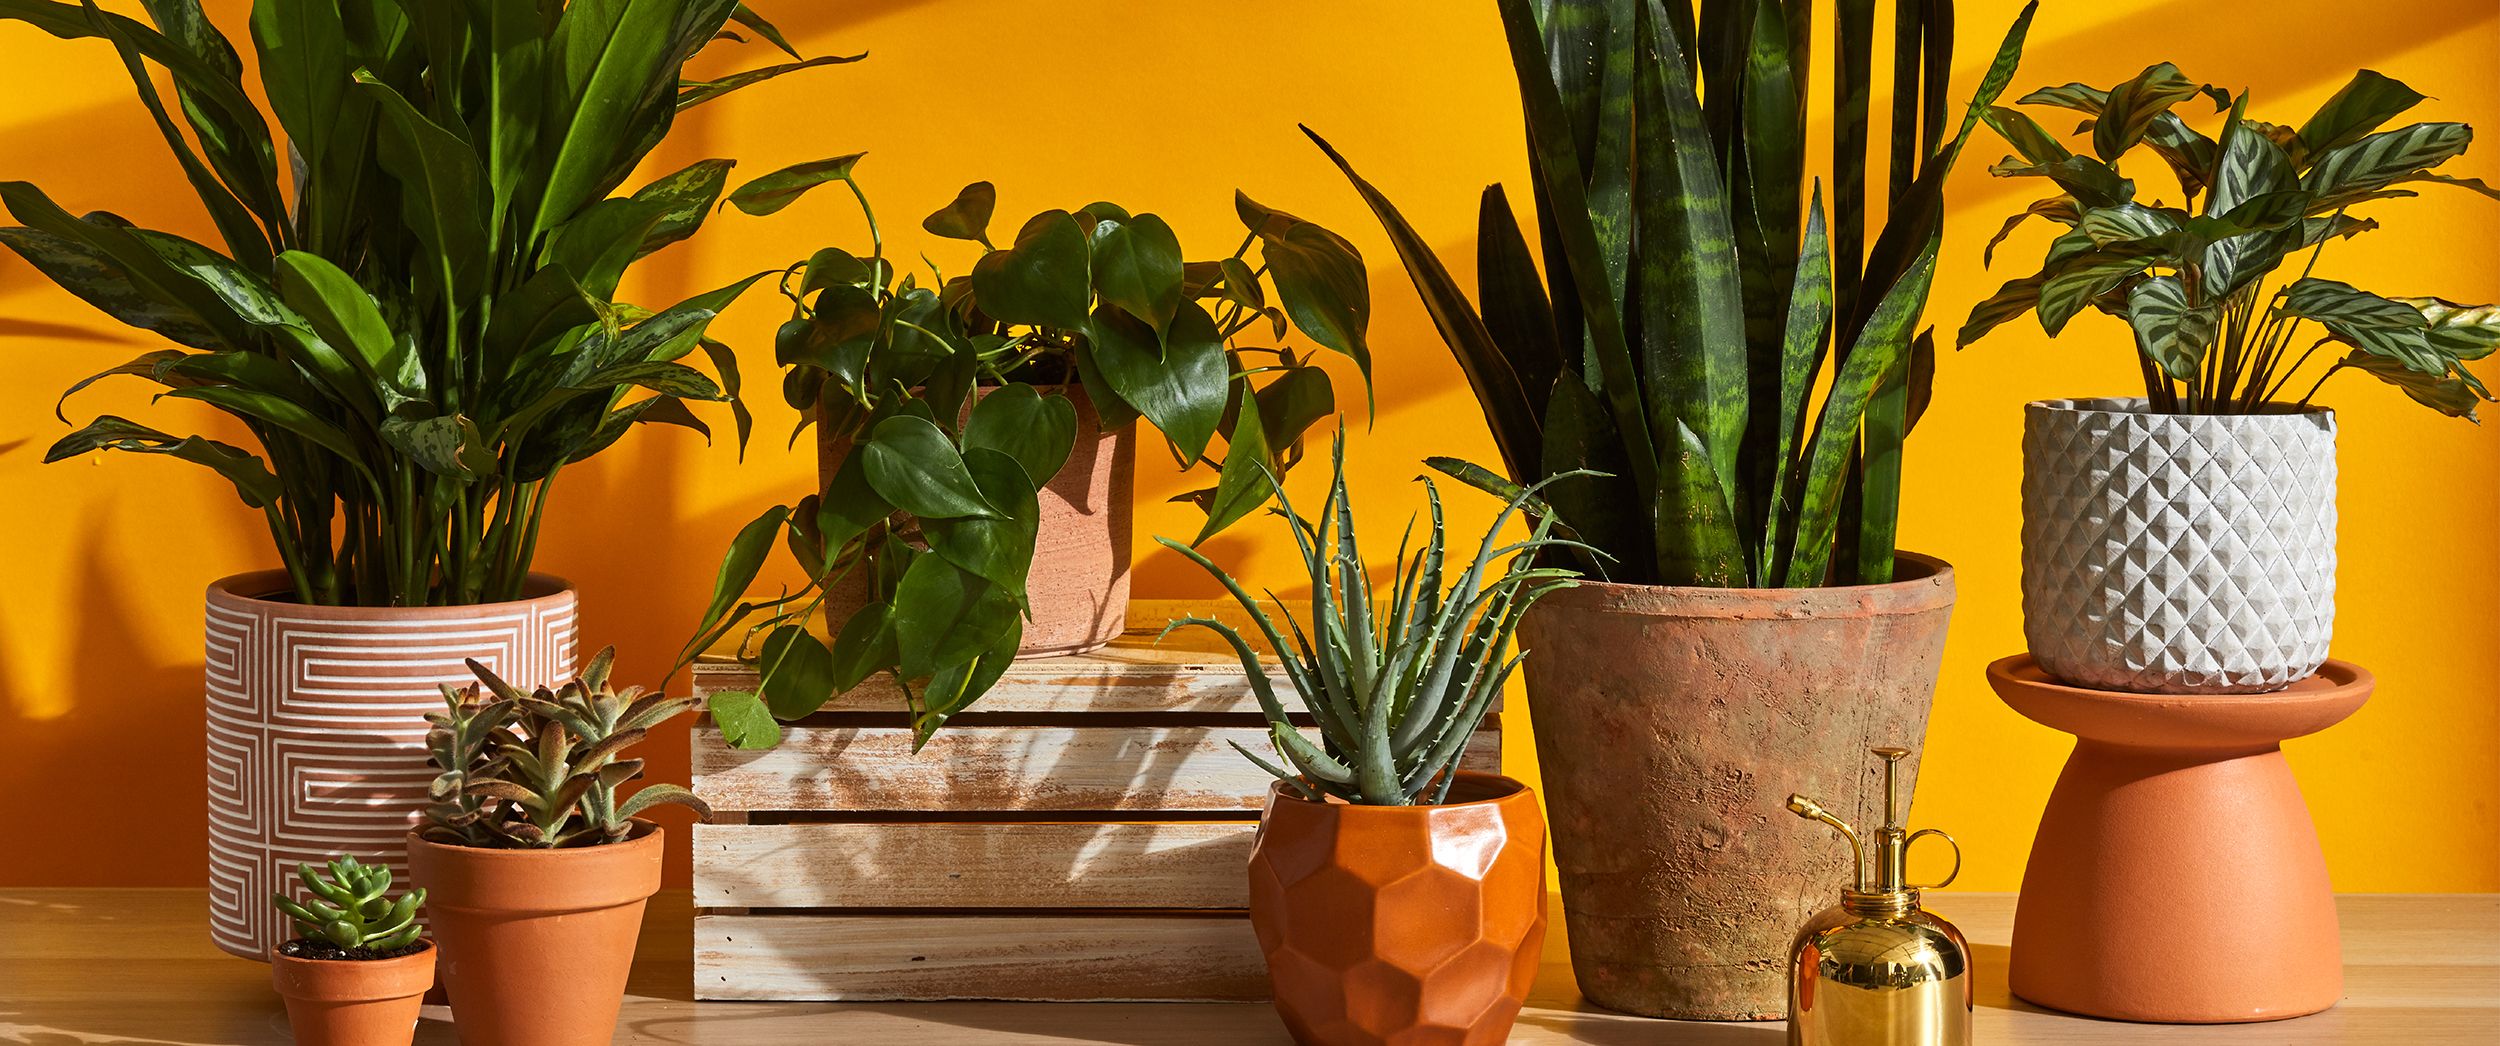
[2021, 398, 2335, 693]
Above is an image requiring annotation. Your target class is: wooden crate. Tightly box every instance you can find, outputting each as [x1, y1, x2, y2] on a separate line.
[688, 601, 1503, 1002]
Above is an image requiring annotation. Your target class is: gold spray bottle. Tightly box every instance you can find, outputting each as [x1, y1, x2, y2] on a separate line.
[1785, 746, 1970, 1046]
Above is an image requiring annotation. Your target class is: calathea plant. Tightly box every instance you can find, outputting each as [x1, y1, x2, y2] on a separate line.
[680, 162, 1367, 749]
[1161, 436, 1586, 806]
[0, 0, 852, 606]
[272, 856, 424, 957]
[1307, 0, 2038, 588]
[1961, 66, 2500, 416]
[422, 647, 709, 849]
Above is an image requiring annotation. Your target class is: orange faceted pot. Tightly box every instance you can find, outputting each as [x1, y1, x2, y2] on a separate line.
[1248, 772, 1548, 1046]
[1990, 655, 2372, 1023]
[405, 823, 662, 1046]
[269, 940, 434, 1046]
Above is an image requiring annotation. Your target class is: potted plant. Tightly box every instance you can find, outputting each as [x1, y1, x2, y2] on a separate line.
[1962, 65, 2499, 692]
[1159, 436, 1576, 1045]
[269, 856, 432, 1046]
[681, 163, 1364, 747]
[1299, 0, 2040, 1020]
[0, 0, 849, 956]
[406, 647, 707, 1046]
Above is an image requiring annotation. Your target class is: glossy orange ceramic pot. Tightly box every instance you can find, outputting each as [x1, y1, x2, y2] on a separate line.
[406, 822, 662, 1046]
[1247, 772, 1547, 1046]
[1990, 655, 2372, 1023]
[270, 941, 434, 1046]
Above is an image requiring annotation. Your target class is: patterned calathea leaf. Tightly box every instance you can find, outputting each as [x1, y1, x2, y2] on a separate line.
[2125, 276, 2216, 381]
[2339, 351, 2485, 419]
[2303, 122, 2476, 207]
[2396, 297, 2500, 360]
[2281, 278, 2442, 374]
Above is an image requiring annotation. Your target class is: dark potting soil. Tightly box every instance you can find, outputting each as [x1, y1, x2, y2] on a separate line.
[278, 937, 429, 962]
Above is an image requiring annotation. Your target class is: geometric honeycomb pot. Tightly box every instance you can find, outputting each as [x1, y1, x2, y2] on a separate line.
[1247, 772, 1547, 1045]
[204, 572, 577, 959]
[2022, 398, 2336, 694]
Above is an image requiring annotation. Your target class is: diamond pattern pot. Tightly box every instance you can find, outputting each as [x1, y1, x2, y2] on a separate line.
[2022, 399, 2336, 694]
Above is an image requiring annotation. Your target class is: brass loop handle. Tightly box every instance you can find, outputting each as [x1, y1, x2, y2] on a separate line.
[1906, 828, 1961, 890]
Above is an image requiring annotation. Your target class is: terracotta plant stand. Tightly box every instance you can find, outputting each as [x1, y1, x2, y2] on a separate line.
[1988, 655, 2372, 1023]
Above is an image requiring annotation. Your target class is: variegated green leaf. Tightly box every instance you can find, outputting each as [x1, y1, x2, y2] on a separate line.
[1985, 195, 2080, 266]
[2297, 70, 2427, 159]
[2093, 62, 2215, 161]
[2395, 297, 2500, 361]
[2339, 350, 2482, 419]
[2282, 277, 2441, 373]
[2040, 248, 2155, 335]
[2303, 123, 2474, 204]
[2125, 276, 2213, 381]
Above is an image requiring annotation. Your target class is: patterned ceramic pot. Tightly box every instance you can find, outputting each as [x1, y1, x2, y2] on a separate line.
[2022, 399, 2336, 694]
[204, 572, 578, 958]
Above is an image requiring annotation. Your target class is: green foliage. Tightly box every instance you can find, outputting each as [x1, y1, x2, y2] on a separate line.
[271, 855, 422, 952]
[676, 164, 1368, 749]
[1965, 66, 2500, 417]
[1305, 0, 2039, 588]
[420, 647, 709, 849]
[0, 1, 854, 606]
[1161, 435, 1585, 806]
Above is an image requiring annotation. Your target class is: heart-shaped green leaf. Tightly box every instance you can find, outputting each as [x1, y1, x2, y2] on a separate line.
[1085, 302, 1228, 463]
[758, 624, 835, 720]
[707, 690, 781, 750]
[923, 447, 1042, 601]
[969, 210, 1091, 330]
[860, 414, 996, 519]
[727, 152, 866, 216]
[891, 553, 1021, 679]
[1090, 213, 1185, 332]
[923, 181, 996, 245]
[964, 384, 1077, 486]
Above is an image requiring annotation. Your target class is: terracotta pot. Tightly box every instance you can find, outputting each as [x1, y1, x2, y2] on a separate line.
[818, 384, 1135, 658]
[1248, 772, 1547, 1045]
[1989, 654, 2371, 1022]
[405, 823, 663, 1046]
[204, 572, 579, 958]
[2022, 398, 2336, 693]
[1517, 553, 1955, 1020]
[270, 941, 435, 1046]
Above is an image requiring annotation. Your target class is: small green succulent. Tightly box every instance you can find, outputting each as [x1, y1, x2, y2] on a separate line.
[272, 856, 423, 952]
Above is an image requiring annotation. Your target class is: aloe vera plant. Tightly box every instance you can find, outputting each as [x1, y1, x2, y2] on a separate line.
[1963, 66, 2500, 417]
[0, 0, 852, 606]
[1307, 0, 2038, 587]
[1160, 436, 1585, 806]
[272, 855, 423, 954]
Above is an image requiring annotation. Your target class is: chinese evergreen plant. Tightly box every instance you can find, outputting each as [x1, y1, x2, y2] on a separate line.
[0, 0, 851, 606]
[681, 163, 1367, 749]
[1962, 66, 2500, 417]
[1308, 0, 2037, 587]
[421, 647, 708, 849]
[272, 855, 424, 956]
[1162, 436, 1585, 806]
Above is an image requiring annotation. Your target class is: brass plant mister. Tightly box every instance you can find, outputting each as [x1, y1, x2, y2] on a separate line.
[1785, 746, 1970, 1046]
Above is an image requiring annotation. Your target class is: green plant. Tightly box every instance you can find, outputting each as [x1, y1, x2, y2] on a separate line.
[1961, 66, 2500, 417]
[1, 0, 853, 606]
[1304, 0, 2037, 588]
[678, 166, 1365, 749]
[1159, 436, 1585, 806]
[271, 855, 423, 953]
[420, 646, 708, 848]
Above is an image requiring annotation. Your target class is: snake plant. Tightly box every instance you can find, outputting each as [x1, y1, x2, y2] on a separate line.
[1305, 0, 2039, 587]
[1, 0, 851, 606]
[1963, 66, 2500, 417]
[1160, 436, 1585, 806]
[272, 855, 423, 953]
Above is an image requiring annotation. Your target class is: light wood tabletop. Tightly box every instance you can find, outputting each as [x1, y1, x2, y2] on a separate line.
[2, 888, 2492, 1044]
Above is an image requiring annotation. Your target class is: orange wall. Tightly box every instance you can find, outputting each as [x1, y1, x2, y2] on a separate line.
[2, 1, 2494, 892]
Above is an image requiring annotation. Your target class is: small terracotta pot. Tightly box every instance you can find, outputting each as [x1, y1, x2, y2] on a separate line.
[1517, 553, 1956, 1020]
[818, 384, 1135, 658]
[269, 940, 435, 1046]
[1990, 655, 2371, 1023]
[405, 823, 662, 1046]
[1247, 772, 1548, 1046]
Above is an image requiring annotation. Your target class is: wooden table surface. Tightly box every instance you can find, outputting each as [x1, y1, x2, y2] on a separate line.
[2, 889, 2492, 1044]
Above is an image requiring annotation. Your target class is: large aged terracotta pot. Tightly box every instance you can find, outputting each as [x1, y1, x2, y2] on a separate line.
[204, 572, 578, 958]
[1989, 655, 2370, 1023]
[2022, 398, 2336, 693]
[818, 384, 1135, 657]
[1247, 772, 1548, 1045]
[1517, 553, 1956, 1020]
[407, 823, 663, 1046]
[270, 941, 435, 1046]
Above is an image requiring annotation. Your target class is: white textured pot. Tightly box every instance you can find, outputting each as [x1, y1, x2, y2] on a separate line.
[2021, 398, 2335, 694]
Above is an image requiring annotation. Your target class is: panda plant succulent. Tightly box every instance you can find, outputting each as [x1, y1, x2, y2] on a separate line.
[271, 855, 424, 961]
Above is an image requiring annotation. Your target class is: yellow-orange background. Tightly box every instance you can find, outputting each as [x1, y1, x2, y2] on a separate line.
[2, 1, 2493, 893]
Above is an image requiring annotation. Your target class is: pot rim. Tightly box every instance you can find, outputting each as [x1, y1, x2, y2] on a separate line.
[1530, 550, 1954, 618]
[208, 570, 575, 615]
[2027, 396, 2334, 422]
[269, 937, 435, 968]
[404, 817, 660, 858]
[1263, 770, 1532, 811]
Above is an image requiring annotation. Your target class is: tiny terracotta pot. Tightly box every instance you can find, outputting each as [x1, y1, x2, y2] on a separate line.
[818, 383, 1135, 658]
[269, 940, 435, 1046]
[1247, 772, 1548, 1046]
[405, 823, 662, 1046]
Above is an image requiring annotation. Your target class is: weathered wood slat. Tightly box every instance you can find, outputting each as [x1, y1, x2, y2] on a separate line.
[693, 822, 1256, 909]
[693, 721, 1502, 813]
[694, 912, 1268, 1001]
